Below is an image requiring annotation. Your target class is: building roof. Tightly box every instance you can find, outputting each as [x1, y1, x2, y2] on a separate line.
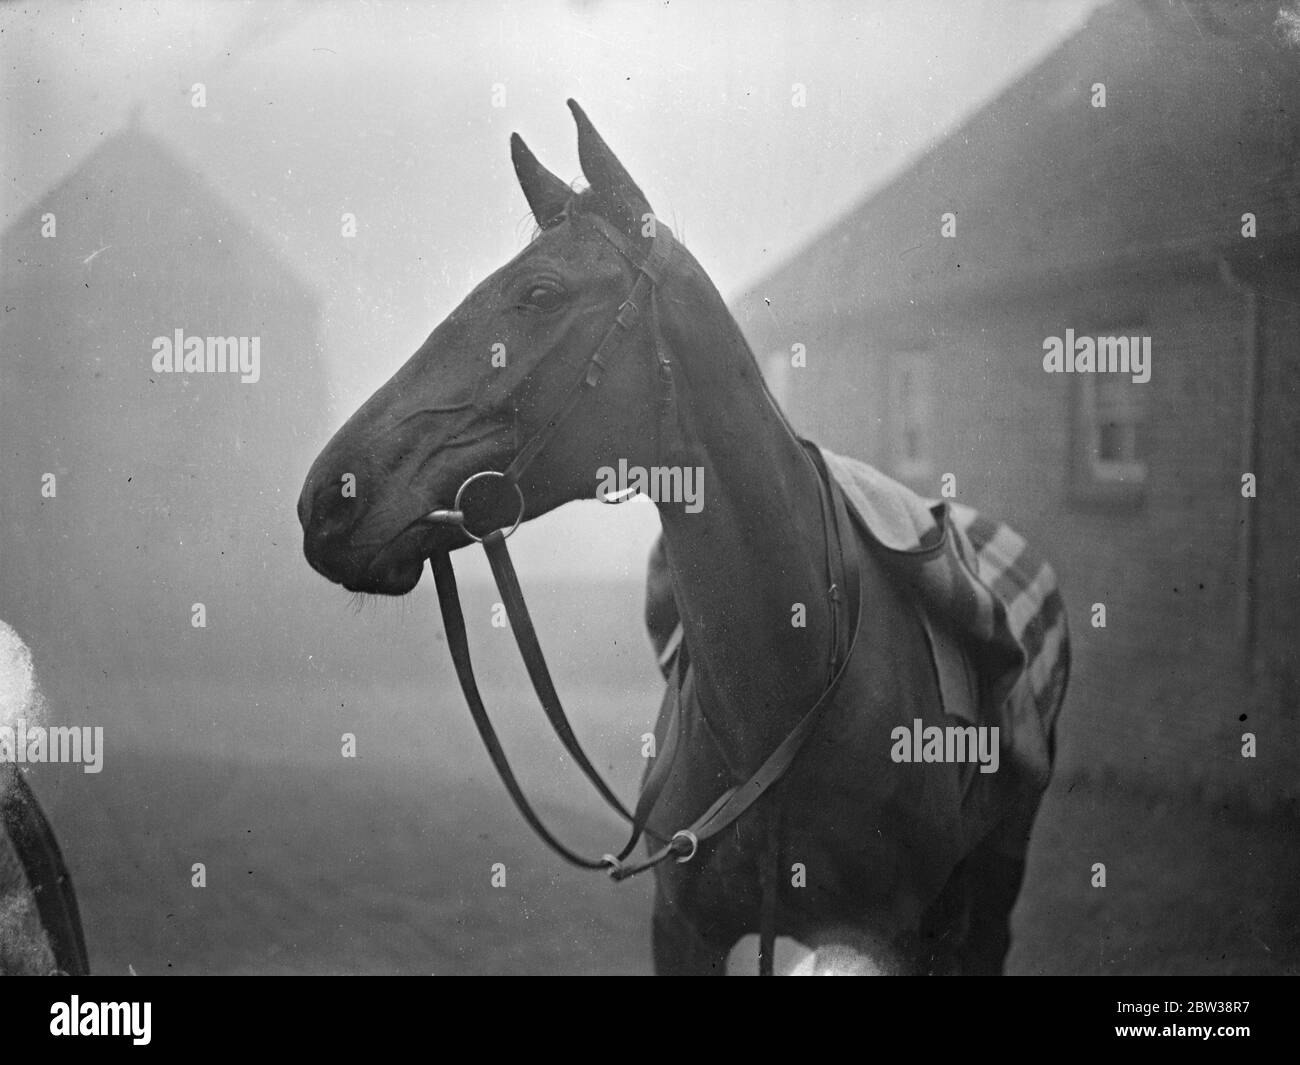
[0, 115, 331, 681]
[1, 117, 314, 302]
[736, 0, 1300, 330]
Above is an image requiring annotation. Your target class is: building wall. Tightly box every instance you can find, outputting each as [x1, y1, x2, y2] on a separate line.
[749, 262, 1298, 797]
[0, 135, 332, 694]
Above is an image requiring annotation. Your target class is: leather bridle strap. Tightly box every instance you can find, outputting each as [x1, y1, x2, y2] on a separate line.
[431, 550, 640, 868]
[606, 448, 861, 882]
[425, 207, 862, 896]
[501, 214, 674, 488]
[424, 216, 683, 872]
[432, 542, 682, 868]
[432, 472, 861, 882]
[481, 530, 662, 838]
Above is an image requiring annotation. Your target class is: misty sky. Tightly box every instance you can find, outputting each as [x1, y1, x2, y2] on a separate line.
[1, 0, 1100, 580]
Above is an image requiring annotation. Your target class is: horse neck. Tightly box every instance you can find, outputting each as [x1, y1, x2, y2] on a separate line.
[653, 260, 837, 775]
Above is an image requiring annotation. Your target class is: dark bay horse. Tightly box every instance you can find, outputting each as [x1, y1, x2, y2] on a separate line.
[298, 101, 1055, 974]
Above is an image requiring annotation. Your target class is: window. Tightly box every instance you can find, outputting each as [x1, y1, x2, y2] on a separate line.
[1071, 372, 1149, 505]
[890, 352, 934, 483]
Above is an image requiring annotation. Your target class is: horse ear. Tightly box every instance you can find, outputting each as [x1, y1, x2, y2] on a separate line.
[567, 99, 654, 241]
[511, 132, 572, 228]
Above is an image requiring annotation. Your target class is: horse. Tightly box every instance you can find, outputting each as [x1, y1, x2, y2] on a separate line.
[298, 100, 1065, 975]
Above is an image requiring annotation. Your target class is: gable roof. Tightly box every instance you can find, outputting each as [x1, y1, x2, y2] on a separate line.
[736, 0, 1300, 329]
[1, 119, 314, 301]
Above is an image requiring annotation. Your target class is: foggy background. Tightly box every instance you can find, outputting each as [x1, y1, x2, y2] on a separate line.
[2, 0, 1295, 975]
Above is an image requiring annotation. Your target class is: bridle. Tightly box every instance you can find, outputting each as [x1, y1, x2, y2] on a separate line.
[423, 207, 862, 972]
[427, 206, 681, 546]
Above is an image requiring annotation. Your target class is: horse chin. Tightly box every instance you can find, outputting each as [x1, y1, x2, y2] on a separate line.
[346, 518, 498, 593]
[336, 527, 440, 595]
[341, 556, 425, 596]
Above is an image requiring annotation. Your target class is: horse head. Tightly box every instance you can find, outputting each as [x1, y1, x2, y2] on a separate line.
[298, 100, 678, 595]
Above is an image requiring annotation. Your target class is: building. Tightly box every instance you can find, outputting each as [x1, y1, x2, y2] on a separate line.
[0, 116, 331, 698]
[733, 0, 1300, 795]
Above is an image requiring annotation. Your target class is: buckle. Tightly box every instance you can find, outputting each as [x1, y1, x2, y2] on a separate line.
[585, 351, 611, 388]
[671, 829, 699, 864]
[615, 298, 640, 329]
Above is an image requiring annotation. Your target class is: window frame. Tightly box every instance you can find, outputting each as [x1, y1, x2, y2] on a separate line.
[1069, 357, 1150, 508]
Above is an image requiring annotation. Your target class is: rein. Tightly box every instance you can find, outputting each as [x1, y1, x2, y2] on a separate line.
[424, 211, 861, 971]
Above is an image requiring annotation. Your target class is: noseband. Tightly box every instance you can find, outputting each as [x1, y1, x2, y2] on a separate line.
[424, 210, 861, 973]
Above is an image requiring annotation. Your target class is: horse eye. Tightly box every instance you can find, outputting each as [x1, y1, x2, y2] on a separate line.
[521, 284, 565, 312]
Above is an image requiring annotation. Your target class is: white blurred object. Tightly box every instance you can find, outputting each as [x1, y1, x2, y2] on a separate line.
[726, 934, 812, 975]
[0, 620, 44, 731]
[788, 943, 887, 976]
[727, 932, 888, 975]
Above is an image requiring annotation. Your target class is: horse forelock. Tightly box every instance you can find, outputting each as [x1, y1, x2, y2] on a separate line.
[524, 186, 592, 243]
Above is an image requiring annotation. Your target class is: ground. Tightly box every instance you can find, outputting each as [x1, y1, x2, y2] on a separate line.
[25, 679, 1298, 975]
